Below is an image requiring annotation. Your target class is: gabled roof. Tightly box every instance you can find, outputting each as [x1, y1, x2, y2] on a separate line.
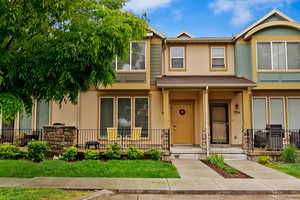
[148, 26, 166, 39]
[176, 32, 193, 38]
[234, 9, 295, 41]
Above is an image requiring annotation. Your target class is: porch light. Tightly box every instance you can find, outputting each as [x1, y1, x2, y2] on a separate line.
[234, 104, 240, 113]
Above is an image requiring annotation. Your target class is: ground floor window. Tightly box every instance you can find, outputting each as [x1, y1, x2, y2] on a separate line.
[99, 96, 149, 138]
[252, 96, 300, 129]
[19, 100, 49, 130]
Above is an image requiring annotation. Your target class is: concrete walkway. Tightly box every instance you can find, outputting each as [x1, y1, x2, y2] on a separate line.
[172, 159, 221, 179]
[0, 160, 300, 194]
[226, 160, 296, 180]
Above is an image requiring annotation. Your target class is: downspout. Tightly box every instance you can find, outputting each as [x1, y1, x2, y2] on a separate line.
[205, 86, 210, 157]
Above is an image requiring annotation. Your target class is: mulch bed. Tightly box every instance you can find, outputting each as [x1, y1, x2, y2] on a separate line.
[201, 160, 252, 179]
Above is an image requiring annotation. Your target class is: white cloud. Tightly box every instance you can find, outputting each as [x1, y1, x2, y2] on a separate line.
[124, 0, 175, 13]
[209, 0, 297, 26]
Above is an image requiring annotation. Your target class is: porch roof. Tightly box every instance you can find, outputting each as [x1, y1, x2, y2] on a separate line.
[156, 75, 256, 88]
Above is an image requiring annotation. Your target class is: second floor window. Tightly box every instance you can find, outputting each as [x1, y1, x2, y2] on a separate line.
[116, 42, 146, 71]
[211, 47, 226, 69]
[170, 47, 185, 69]
[257, 41, 300, 70]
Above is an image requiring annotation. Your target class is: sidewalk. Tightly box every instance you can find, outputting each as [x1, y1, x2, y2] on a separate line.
[0, 160, 300, 194]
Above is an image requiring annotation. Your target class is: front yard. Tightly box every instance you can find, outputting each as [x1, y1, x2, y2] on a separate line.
[0, 160, 179, 178]
[0, 187, 89, 200]
[268, 163, 300, 179]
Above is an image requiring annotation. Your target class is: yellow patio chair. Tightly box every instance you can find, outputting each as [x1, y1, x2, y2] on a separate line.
[107, 128, 117, 140]
[131, 128, 142, 140]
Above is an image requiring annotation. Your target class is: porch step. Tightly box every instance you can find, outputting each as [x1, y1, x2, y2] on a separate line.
[170, 146, 247, 160]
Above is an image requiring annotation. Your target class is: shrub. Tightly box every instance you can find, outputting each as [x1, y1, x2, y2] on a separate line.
[146, 148, 162, 160]
[105, 143, 121, 160]
[84, 150, 100, 160]
[61, 147, 78, 162]
[258, 156, 272, 165]
[281, 145, 297, 163]
[127, 146, 144, 160]
[27, 140, 50, 162]
[206, 154, 238, 174]
[0, 143, 19, 160]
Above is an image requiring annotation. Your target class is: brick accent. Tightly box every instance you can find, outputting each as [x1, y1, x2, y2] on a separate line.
[43, 125, 77, 152]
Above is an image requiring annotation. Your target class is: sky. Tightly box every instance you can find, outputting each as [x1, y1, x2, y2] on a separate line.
[124, 0, 300, 37]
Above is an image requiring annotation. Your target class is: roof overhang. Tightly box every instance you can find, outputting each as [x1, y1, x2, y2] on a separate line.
[166, 37, 234, 44]
[234, 9, 295, 41]
[156, 76, 256, 89]
[244, 21, 300, 40]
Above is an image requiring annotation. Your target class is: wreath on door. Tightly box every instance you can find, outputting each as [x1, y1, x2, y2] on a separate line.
[179, 109, 186, 115]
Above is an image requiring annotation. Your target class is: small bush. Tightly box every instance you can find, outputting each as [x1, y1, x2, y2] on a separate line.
[206, 154, 238, 174]
[61, 147, 78, 162]
[281, 145, 297, 163]
[146, 148, 162, 160]
[258, 156, 272, 165]
[0, 143, 19, 160]
[27, 140, 50, 162]
[105, 143, 121, 160]
[127, 146, 144, 160]
[84, 150, 100, 160]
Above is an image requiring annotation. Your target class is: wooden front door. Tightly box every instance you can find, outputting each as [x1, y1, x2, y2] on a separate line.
[210, 103, 229, 144]
[171, 101, 194, 144]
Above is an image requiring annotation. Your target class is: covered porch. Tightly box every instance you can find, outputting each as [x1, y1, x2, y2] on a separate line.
[157, 75, 256, 154]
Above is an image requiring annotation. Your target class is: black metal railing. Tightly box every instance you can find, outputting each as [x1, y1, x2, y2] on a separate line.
[0, 128, 170, 151]
[244, 129, 300, 152]
[0, 129, 44, 146]
[76, 129, 170, 151]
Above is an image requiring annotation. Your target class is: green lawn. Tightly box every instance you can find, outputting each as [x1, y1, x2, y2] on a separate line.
[268, 163, 300, 178]
[0, 160, 180, 178]
[0, 187, 89, 200]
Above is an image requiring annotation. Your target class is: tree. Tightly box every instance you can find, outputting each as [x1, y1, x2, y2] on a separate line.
[0, 0, 147, 123]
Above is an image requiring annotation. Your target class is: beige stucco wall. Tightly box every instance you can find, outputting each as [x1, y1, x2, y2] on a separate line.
[164, 44, 235, 76]
[230, 92, 243, 145]
[51, 101, 78, 126]
[150, 91, 164, 129]
[79, 91, 98, 129]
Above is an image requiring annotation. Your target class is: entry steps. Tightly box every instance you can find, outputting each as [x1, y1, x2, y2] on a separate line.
[170, 146, 247, 160]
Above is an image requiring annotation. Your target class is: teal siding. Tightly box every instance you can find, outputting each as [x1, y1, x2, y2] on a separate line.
[255, 27, 300, 36]
[235, 44, 252, 80]
[258, 72, 300, 83]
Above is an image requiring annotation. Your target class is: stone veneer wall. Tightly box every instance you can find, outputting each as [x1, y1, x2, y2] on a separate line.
[43, 125, 77, 152]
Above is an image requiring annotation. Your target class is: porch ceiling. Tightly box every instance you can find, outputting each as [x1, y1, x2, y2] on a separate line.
[156, 75, 256, 88]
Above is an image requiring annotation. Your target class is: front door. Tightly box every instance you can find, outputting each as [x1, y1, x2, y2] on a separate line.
[210, 103, 229, 144]
[171, 101, 194, 144]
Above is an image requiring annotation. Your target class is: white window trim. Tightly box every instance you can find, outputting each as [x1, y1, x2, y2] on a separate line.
[115, 41, 147, 72]
[256, 41, 300, 71]
[211, 47, 226, 69]
[170, 46, 185, 69]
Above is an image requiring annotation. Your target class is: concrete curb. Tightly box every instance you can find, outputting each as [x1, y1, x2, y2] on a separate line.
[75, 190, 114, 200]
[61, 188, 300, 195]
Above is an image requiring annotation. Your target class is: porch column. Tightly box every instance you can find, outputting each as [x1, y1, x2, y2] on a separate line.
[242, 88, 252, 130]
[202, 87, 210, 156]
[162, 89, 170, 129]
